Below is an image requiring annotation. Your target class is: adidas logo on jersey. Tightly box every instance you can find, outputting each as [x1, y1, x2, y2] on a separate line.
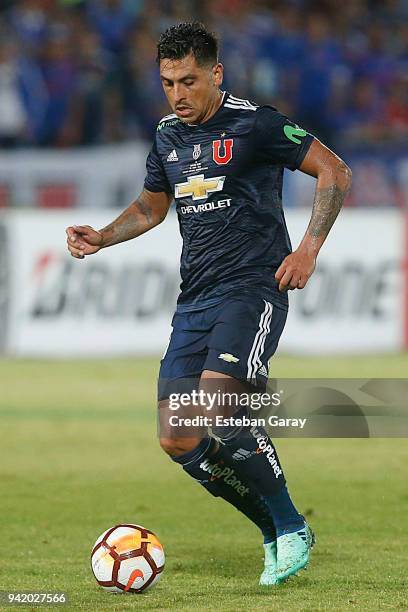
[167, 149, 178, 162]
[258, 364, 268, 377]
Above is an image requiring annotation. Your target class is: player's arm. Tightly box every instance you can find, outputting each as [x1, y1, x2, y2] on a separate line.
[275, 139, 352, 291]
[66, 189, 172, 259]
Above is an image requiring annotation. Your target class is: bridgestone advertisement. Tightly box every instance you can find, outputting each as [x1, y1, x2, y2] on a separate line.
[284, 210, 404, 353]
[0, 209, 406, 356]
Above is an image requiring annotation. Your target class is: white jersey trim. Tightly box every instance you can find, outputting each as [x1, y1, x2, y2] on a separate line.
[226, 95, 258, 111]
[158, 113, 177, 124]
[225, 103, 258, 112]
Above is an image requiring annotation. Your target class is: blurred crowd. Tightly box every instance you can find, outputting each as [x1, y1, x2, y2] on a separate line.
[0, 0, 407, 149]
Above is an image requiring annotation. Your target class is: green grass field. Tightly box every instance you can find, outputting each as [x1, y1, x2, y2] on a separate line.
[1, 355, 407, 611]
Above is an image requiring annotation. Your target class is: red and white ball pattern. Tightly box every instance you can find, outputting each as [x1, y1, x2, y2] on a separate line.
[91, 524, 165, 593]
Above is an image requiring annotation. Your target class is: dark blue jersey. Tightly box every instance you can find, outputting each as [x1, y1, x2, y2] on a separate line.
[144, 92, 314, 312]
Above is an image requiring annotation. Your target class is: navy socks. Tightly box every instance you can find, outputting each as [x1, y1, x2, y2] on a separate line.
[263, 485, 305, 536]
[216, 424, 304, 537]
[171, 423, 304, 540]
[172, 437, 277, 543]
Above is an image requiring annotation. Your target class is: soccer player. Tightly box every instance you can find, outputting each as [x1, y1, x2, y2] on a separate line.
[66, 22, 352, 585]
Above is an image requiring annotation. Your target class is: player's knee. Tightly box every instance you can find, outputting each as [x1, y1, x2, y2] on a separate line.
[159, 436, 202, 457]
[159, 437, 177, 456]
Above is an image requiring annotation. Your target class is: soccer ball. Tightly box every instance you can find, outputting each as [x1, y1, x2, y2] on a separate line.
[91, 524, 165, 593]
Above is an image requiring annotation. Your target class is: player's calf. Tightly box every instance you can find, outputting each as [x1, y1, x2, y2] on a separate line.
[159, 428, 277, 547]
[213, 417, 304, 536]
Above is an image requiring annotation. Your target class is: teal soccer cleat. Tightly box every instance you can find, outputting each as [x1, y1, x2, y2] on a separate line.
[259, 541, 279, 586]
[276, 523, 315, 583]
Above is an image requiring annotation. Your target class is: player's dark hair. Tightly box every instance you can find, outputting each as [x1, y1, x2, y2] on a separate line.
[157, 22, 218, 66]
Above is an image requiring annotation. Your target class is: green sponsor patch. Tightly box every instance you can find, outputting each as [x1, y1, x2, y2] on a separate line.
[284, 124, 307, 144]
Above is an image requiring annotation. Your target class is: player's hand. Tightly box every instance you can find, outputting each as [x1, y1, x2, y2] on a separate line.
[275, 249, 316, 292]
[66, 225, 103, 259]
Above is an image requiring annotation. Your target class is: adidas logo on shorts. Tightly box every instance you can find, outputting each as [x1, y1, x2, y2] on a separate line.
[167, 149, 178, 162]
[258, 364, 268, 377]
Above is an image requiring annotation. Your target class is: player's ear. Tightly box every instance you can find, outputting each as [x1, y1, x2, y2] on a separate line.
[212, 63, 223, 88]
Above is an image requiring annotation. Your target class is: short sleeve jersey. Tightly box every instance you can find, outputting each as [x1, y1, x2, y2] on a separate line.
[144, 92, 314, 312]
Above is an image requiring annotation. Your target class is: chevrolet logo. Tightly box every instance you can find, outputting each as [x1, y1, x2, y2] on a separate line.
[175, 174, 226, 201]
[218, 353, 240, 363]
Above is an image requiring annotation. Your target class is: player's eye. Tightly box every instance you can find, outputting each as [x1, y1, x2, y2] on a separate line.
[183, 80, 194, 86]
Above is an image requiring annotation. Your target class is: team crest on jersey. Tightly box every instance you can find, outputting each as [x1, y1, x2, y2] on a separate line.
[193, 144, 201, 160]
[213, 138, 234, 165]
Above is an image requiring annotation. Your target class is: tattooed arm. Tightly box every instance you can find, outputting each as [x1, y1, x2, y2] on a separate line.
[66, 189, 172, 259]
[275, 139, 352, 291]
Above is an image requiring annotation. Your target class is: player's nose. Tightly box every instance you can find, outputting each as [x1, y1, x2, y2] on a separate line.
[174, 83, 187, 103]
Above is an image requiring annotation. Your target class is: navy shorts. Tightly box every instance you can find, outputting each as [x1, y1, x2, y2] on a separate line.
[158, 296, 287, 400]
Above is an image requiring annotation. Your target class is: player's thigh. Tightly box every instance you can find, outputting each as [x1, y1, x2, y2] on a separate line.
[158, 312, 208, 401]
[199, 368, 251, 426]
[158, 312, 210, 451]
[204, 296, 287, 387]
